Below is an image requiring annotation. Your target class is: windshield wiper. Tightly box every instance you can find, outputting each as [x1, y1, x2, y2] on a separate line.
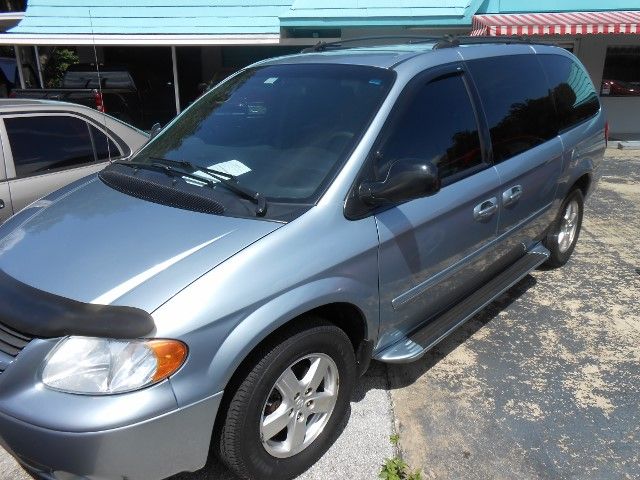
[149, 157, 267, 216]
[117, 158, 268, 217]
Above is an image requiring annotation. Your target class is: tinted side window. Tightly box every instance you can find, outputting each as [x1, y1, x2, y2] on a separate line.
[5, 116, 96, 177]
[539, 54, 600, 131]
[467, 55, 558, 163]
[377, 74, 482, 181]
[90, 125, 121, 160]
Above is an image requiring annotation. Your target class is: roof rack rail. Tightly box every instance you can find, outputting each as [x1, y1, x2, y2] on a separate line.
[300, 35, 441, 53]
[433, 34, 551, 49]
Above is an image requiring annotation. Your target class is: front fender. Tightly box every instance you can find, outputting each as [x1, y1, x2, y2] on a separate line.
[162, 276, 378, 408]
[209, 275, 376, 378]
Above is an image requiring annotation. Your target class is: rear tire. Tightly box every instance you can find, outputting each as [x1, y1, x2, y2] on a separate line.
[543, 189, 584, 268]
[217, 319, 356, 480]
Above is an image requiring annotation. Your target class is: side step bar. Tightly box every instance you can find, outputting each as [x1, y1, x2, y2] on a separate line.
[375, 243, 550, 364]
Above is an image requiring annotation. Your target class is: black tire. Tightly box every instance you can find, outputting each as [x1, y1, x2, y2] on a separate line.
[543, 188, 584, 268]
[217, 318, 356, 480]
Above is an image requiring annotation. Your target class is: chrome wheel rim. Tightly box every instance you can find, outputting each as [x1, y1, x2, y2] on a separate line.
[558, 199, 579, 253]
[260, 353, 339, 458]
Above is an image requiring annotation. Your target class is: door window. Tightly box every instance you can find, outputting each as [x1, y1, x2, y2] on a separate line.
[89, 125, 121, 160]
[538, 54, 600, 130]
[467, 55, 558, 163]
[5, 115, 96, 177]
[377, 74, 482, 181]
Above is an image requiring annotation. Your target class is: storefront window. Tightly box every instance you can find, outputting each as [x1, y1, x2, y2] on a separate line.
[601, 46, 640, 97]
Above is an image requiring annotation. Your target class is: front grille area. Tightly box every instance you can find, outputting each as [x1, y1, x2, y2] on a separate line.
[0, 322, 33, 374]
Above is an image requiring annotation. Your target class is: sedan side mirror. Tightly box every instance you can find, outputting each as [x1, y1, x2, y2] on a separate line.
[149, 123, 162, 139]
[358, 158, 440, 206]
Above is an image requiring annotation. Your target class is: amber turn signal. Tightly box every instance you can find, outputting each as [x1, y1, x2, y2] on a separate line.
[148, 340, 188, 382]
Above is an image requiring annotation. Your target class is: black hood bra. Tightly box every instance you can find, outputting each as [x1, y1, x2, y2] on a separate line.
[0, 269, 154, 339]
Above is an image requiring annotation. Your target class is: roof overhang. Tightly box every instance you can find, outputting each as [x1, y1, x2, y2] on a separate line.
[472, 10, 640, 36]
[281, 0, 484, 28]
[0, 11, 24, 31]
[0, 33, 281, 46]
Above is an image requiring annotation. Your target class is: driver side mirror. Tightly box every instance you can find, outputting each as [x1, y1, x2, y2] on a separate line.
[358, 158, 440, 206]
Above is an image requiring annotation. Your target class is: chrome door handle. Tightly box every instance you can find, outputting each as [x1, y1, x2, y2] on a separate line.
[0, 199, 4, 209]
[502, 185, 523, 207]
[473, 197, 498, 222]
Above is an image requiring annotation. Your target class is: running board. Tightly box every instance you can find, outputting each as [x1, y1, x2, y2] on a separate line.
[375, 243, 550, 364]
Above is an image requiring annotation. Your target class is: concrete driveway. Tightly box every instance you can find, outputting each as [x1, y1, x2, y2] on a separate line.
[0, 148, 637, 479]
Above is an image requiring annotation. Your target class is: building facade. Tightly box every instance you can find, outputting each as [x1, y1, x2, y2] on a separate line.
[0, 0, 638, 136]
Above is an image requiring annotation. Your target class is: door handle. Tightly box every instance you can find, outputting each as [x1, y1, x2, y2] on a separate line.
[0, 199, 4, 209]
[473, 197, 498, 222]
[502, 185, 523, 207]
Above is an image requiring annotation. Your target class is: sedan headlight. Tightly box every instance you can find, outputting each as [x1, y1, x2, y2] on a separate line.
[42, 337, 188, 395]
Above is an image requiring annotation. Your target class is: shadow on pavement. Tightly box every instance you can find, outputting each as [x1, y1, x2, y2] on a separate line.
[384, 274, 537, 390]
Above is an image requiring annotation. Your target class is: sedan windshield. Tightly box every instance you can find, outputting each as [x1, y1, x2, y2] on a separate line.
[133, 63, 395, 210]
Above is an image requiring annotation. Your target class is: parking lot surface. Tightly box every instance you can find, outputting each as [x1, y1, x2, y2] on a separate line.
[0, 148, 637, 479]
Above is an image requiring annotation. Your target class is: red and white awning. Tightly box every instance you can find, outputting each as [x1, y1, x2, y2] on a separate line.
[471, 11, 640, 36]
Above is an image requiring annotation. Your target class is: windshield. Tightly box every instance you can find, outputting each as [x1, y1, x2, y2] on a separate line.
[134, 64, 394, 207]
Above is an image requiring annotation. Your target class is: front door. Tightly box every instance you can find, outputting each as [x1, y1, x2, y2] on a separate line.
[373, 67, 502, 350]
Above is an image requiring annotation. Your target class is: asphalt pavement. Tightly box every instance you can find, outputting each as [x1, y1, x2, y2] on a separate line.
[388, 148, 640, 479]
[1, 148, 637, 480]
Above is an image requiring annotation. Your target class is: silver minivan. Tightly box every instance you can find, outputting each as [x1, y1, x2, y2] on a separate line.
[0, 38, 605, 480]
[0, 99, 148, 223]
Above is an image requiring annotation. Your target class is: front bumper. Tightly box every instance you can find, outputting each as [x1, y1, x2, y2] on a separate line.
[0, 391, 222, 480]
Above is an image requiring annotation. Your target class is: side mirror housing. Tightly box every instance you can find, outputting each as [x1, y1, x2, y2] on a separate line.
[149, 123, 162, 139]
[358, 158, 440, 206]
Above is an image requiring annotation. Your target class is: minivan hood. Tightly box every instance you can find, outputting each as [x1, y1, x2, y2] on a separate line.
[0, 176, 282, 312]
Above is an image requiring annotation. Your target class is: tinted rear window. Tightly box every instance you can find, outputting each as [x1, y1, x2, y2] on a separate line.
[538, 54, 600, 131]
[6, 116, 96, 177]
[63, 70, 135, 90]
[90, 125, 121, 160]
[467, 54, 558, 163]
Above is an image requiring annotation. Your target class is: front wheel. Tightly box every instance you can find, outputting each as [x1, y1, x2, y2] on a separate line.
[543, 188, 584, 268]
[218, 319, 356, 480]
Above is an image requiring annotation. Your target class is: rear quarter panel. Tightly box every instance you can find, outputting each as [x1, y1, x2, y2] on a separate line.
[556, 110, 606, 204]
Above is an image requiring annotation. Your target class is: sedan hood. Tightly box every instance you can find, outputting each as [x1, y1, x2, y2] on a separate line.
[0, 176, 282, 312]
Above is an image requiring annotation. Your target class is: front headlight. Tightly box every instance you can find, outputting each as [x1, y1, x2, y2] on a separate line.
[42, 337, 188, 395]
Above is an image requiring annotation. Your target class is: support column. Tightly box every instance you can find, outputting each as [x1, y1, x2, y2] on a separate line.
[171, 46, 181, 114]
[34, 46, 45, 88]
[14, 45, 25, 89]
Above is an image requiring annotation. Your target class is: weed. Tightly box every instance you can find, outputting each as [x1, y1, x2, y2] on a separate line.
[379, 435, 422, 480]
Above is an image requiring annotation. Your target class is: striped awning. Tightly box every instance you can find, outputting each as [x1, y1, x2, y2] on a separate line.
[471, 11, 640, 36]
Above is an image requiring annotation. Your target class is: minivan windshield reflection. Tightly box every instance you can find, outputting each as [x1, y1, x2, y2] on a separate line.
[132, 64, 394, 211]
